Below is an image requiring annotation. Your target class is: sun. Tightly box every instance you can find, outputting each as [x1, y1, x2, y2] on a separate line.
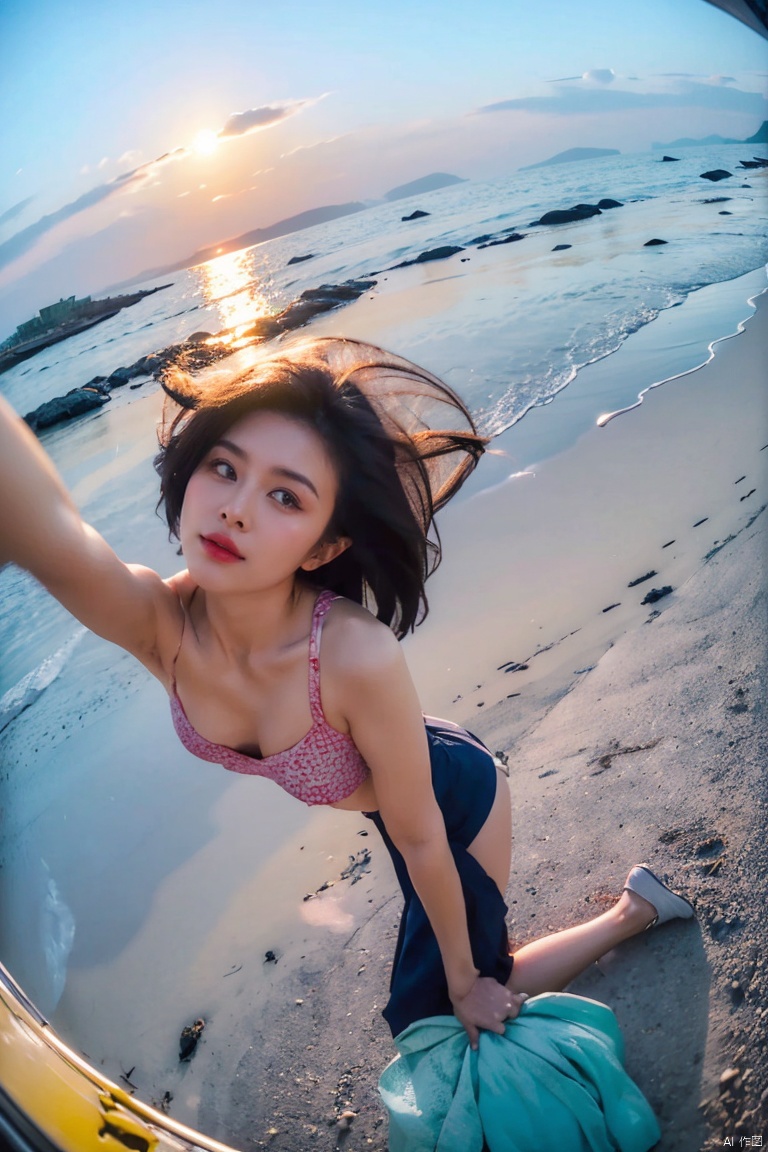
[193, 129, 220, 157]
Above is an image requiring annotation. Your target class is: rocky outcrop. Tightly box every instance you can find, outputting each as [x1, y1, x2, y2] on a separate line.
[644, 238, 668, 246]
[25, 388, 110, 431]
[661, 156, 680, 162]
[268, 280, 377, 328]
[477, 233, 525, 249]
[402, 210, 430, 221]
[536, 205, 602, 225]
[105, 367, 135, 388]
[388, 246, 465, 270]
[700, 170, 732, 182]
[23, 277, 379, 434]
[287, 254, 315, 265]
[531, 197, 624, 227]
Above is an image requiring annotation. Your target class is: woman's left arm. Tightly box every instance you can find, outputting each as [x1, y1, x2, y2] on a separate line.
[335, 616, 515, 1047]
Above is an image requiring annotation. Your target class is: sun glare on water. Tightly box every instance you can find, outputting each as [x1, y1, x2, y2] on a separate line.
[194, 249, 273, 350]
[193, 129, 219, 156]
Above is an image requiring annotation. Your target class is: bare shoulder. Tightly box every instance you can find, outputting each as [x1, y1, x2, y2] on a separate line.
[165, 568, 198, 608]
[319, 596, 424, 747]
[130, 567, 189, 680]
[321, 596, 403, 681]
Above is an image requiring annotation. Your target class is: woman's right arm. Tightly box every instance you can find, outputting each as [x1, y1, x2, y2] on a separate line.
[0, 394, 179, 673]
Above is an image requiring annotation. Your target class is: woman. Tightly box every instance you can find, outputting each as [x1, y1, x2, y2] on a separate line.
[0, 335, 692, 1062]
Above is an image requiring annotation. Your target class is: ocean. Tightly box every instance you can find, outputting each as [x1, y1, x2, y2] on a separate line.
[0, 143, 766, 1020]
[2, 146, 766, 432]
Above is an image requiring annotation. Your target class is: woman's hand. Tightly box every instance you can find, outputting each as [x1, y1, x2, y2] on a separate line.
[450, 977, 528, 1050]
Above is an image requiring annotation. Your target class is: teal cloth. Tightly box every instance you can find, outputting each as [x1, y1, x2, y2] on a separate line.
[378, 993, 661, 1152]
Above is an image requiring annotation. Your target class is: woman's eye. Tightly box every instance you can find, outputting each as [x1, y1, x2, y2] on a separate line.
[211, 459, 236, 481]
[272, 489, 300, 509]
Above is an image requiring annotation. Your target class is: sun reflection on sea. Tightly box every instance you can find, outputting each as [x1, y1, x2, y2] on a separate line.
[192, 249, 273, 349]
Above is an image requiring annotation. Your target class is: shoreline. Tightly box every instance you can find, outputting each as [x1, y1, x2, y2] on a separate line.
[403, 287, 767, 723]
[597, 276, 768, 427]
[310, 263, 768, 480]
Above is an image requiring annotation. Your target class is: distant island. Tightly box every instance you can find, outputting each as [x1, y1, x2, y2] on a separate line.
[519, 147, 620, 171]
[0, 285, 171, 372]
[384, 173, 466, 201]
[110, 174, 469, 290]
[652, 120, 768, 150]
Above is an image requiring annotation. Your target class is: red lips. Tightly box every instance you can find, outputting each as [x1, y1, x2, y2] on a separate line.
[200, 533, 245, 563]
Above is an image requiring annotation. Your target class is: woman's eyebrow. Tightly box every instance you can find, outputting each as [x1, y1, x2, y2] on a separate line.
[272, 466, 319, 499]
[214, 439, 319, 499]
[215, 437, 247, 459]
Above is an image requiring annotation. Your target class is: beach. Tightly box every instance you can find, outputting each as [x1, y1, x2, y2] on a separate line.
[192, 283, 767, 1151]
[0, 156, 766, 1150]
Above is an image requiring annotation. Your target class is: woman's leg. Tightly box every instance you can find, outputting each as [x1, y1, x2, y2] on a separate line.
[506, 889, 657, 996]
[466, 771, 659, 996]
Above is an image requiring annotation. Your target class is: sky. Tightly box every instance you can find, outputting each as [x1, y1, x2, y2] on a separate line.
[1, 0, 766, 334]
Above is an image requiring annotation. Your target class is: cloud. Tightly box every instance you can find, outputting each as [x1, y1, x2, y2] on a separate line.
[219, 96, 325, 139]
[0, 147, 195, 271]
[583, 68, 616, 84]
[0, 176, 140, 270]
[147, 147, 189, 168]
[280, 134, 349, 159]
[548, 68, 617, 83]
[474, 79, 768, 118]
[658, 72, 737, 85]
[0, 196, 35, 230]
[1, 93, 319, 273]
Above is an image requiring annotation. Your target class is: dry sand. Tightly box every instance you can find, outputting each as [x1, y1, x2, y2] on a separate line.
[194, 293, 768, 1151]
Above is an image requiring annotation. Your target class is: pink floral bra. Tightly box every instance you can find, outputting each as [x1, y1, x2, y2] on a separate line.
[170, 590, 370, 805]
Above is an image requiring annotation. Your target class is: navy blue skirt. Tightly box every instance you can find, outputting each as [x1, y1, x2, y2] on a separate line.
[366, 718, 513, 1038]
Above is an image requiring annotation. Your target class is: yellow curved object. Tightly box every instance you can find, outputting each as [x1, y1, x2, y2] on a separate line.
[0, 962, 237, 1152]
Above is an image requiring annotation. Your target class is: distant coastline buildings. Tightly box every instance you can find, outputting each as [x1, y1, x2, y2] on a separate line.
[5, 295, 94, 349]
[0, 284, 172, 371]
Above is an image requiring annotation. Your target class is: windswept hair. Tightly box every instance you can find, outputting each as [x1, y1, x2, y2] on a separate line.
[154, 337, 486, 638]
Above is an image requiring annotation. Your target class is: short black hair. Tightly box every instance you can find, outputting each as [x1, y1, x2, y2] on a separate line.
[154, 337, 486, 638]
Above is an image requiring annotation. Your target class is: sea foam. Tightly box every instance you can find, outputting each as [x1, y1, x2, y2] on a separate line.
[0, 627, 86, 733]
